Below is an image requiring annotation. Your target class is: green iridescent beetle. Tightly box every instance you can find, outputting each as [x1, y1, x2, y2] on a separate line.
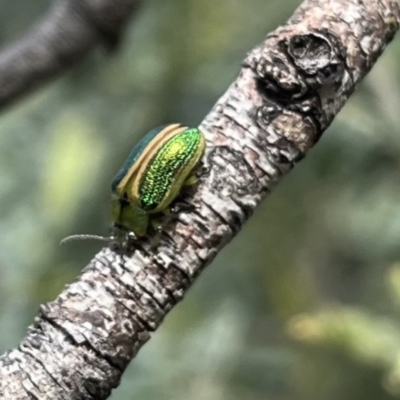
[62, 124, 206, 245]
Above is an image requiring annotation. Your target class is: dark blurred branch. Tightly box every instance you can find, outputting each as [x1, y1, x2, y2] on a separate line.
[0, 0, 399, 399]
[0, 0, 143, 108]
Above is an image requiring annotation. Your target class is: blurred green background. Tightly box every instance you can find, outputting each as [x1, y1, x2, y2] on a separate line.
[1, 0, 400, 399]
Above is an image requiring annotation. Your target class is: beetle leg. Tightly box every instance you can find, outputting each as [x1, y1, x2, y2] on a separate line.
[171, 200, 197, 214]
[183, 162, 208, 187]
[148, 217, 161, 231]
[150, 232, 162, 250]
[148, 218, 163, 250]
[197, 163, 209, 176]
[183, 174, 199, 187]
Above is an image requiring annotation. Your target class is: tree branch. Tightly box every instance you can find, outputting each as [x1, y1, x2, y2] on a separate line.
[1, 0, 399, 399]
[0, 0, 143, 109]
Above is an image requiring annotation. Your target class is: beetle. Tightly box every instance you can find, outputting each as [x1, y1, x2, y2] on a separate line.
[61, 124, 206, 245]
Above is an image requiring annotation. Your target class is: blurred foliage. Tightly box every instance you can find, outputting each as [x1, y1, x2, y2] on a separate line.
[0, 0, 400, 399]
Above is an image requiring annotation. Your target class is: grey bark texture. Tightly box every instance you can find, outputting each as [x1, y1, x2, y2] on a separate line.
[0, 0, 143, 108]
[1, 0, 400, 399]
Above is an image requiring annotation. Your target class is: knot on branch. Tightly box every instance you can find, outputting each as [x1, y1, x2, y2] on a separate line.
[245, 47, 308, 100]
[245, 30, 345, 102]
[287, 31, 345, 88]
[271, 112, 317, 154]
[244, 30, 348, 152]
[255, 100, 321, 155]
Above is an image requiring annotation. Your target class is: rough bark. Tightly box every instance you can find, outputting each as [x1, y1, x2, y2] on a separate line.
[0, 0, 143, 109]
[1, 0, 399, 399]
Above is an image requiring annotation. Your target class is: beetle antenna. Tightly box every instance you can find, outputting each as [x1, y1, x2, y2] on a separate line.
[60, 234, 111, 245]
